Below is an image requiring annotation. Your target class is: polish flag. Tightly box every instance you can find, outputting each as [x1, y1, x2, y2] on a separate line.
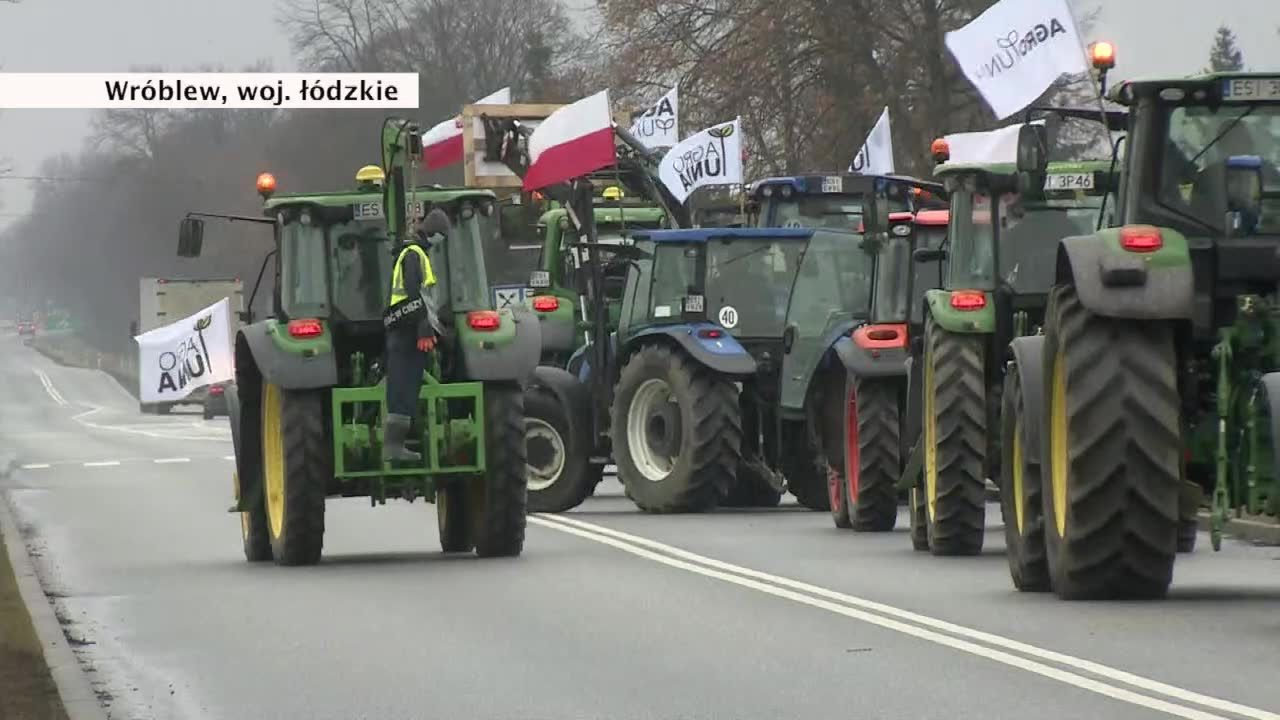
[523, 90, 616, 191]
[422, 87, 511, 170]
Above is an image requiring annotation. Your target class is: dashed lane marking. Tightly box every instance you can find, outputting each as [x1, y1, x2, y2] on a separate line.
[153, 458, 191, 464]
[20, 463, 51, 470]
[82, 461, 120, 467]
[532, 514, 1279, 720]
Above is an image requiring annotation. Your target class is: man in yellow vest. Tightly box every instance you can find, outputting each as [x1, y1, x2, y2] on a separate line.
[382, 209, 447, 464]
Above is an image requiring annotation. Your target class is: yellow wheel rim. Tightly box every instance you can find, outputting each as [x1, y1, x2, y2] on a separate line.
[262, 383, 285, 539]
[234, 471, 250, 540]
[1012, 415, 1025, 534]
[923, 343, 938, 521]
[1050, 349, 1069, 537]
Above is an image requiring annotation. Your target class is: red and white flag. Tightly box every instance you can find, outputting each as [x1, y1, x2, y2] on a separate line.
[523, 89, 616, 191]
[421, 87, 510, 169]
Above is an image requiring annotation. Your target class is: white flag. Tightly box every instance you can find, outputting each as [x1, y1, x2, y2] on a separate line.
[849, 107, 894, 174]
[135, 298, 235, 403]
[629, 86, 679, 149]
[658, 118, 743, 204]
[945, 0, 1088, 120]
[943, 120, 1046, 165]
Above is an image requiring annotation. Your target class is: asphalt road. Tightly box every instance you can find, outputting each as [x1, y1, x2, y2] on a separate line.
[2, 336, 1280, 720]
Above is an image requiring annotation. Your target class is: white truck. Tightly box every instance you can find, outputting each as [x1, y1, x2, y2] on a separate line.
[137, 277, 244, 415]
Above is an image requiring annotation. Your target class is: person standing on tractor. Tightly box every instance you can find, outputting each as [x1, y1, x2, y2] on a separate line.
[382, 208, 448, 464]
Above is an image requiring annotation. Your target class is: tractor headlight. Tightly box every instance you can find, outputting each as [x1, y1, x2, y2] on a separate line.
[460, 202, 475, 220]
[761, 186, 774, 198]
[781, 185, 794, 198]
[300, 209, 312, 226]
[479, 200, 494, 217]
[891, 224, 911, 237]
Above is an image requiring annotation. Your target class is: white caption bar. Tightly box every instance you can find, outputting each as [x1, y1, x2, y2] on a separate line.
[0, 73, 419, 109]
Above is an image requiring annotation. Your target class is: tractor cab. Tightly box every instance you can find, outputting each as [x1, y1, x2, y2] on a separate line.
[749, 173, 938, 230]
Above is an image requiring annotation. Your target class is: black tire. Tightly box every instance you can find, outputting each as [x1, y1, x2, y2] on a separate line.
[260, 384, 328, 566]
[203, 406, 215, 420]
[999, 368, 1049, 591]
[921, 316, 987, 556]
[237, 471, 272, 562]
[524, 389, 594, 513]
[723, 456, 784, 508]
[909, 484, 929, 551]
[437, 482, 474, 553]
[471, 383, 528, 557]
[845, 376, 900, 532]
[611, 345, 740, 513]
[1041, 285, 1180, 600]
[781, 420, 830, 511]
[829, 464, 853, 528]
[1176, 519, 1197, 554]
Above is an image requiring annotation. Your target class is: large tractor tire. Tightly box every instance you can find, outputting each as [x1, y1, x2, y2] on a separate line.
[908, 485, 929, 551]
[229, 383, 271, 562]
[921, 316, 987, 555]
[470, 383, 528, 557]
[611, 345, 741, 513]
[781, 420, 831, 511]
[237, 471, 273, 562]
[436, 482, 474, 553]
[1042, 285, 1180, 600]
[524, 389, 595, 513]
[260, 384, 328, 566]
[840, 376, 900, 532]
[999, 366, 1049, 592]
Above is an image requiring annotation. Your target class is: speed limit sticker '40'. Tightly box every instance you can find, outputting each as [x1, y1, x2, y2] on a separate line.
[1044, 173, 1094, 191]
[718, 305, 739, 329]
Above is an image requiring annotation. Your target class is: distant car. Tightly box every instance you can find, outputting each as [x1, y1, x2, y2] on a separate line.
[203, 382, 229, 420]
[17, 321, 36, 342]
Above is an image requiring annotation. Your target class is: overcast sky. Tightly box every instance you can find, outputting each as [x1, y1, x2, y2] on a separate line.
[1, 0, 1278, 230]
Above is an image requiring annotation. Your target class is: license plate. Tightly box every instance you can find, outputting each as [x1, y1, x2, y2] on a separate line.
[1221, 77, 1280, 102]
[1044, 173, 1094, 191]
[821, 176, 843, 193]
[683, 294, 705, 313]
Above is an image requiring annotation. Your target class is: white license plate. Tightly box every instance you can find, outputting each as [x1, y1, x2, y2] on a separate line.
[1044, 173, 1094, 191]
[683, 294, 705, 313]
[821, 176, 843, 193]
[1222, 77, 1280, 102]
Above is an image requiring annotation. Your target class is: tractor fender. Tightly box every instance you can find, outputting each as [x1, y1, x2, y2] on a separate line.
[534, 299, 577, 355]
[238, 321, 337, 390]
[624, 323, 757, 377]
[1258, 373, 1280, 487]
[1007, 335, 1046, 463]
[924, 290, 995, 334]
[1056, 230, 1194, 320]
[460, 306, 543, 382]
[833, 325, 909, 379]
[527, 365, 592, 458]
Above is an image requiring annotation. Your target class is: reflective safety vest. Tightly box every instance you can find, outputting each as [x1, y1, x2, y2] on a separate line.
[389, 244, 436, 305]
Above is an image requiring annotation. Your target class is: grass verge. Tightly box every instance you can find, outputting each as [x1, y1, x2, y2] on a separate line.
[0, 525, 70, 720]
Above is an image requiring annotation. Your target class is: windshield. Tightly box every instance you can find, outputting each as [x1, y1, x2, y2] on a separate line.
[484, 214, 539, 288]
[1157, 104, 1280, 233]
[911, 225, 948, 323]
[1001, 203, 1099, 293]
[946, 190, 995, 290]
[329, 219, 393, 322]
[280, 219, 330, 319]
[706, 238, 810, 338]
[872, 236, 911, 323]
[450, 210, 494, 311]
[646, 243, 702, 322]
[771, 194, 911, 230]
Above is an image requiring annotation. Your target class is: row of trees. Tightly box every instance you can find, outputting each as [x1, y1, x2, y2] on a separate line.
[0, 2, 1270, 354]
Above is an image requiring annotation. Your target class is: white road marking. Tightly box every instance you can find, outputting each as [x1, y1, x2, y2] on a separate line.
[153, 458, 191, 464]
[223, 455, 235, 461]
[531, 514, 1279, 720]
[34, 370, 68, 406]
[82, 461, 121, 467]
[71, 405, 231, 443]
[20, 463, 51, 470]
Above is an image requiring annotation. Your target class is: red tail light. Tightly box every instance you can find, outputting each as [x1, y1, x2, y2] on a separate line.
[467, 310, 500, 331]
[532, 295, 559, 313]
[853, 323, 907, 350]
[1120, 225, 1162, 253]
[209, 385, 225, 396]
[287, 318, 323, 338]
[950, 291, 987, 311]
[697, 328, 722, 339]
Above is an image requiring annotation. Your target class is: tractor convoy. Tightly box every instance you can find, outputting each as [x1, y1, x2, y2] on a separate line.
[177, 53, 1280, 600]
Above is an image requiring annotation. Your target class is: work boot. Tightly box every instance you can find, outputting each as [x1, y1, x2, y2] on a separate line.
[383, 413, 422, 464]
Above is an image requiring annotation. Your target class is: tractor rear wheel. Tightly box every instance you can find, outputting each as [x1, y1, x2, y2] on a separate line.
[260, 384, 328, 566]
[1000, 368, 1049, 591]
[844, 376, 900, 532]
[238, 471, 272, 562]
[437, 482, 474, 553]
[524, 389, 594, 513]
[1042, 285, 1180, 600]
[611, 345, 740, 513]
[471, 383, 528, 557]
[922, 316, 987, 556]
[781, 420, 830, 511]
[908, 485, 929, 551]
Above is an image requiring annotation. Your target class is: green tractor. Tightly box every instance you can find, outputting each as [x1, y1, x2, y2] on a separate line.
[826, 208, 949, 531]
[1006, 71, 1280, 599]
[176, 118, 540, 565]
[905, 141, 1123, 560]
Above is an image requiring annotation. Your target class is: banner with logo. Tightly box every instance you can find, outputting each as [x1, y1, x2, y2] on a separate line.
[944, 0, 1088, 119]
[849, 107, 894, 175]
[629, 86, 679, 149]
[659, 118, 743, 204]
[944, 119, 1046, 164]
[136, 298, 234, 403]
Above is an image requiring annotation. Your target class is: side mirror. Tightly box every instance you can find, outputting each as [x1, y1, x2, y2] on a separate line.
[406, 129, 423, 156]
[913, 247, 947, 263]
[862, 191, 890, 237]
[238, 310, 255, 324]
[603, 275, 627, 301]
[1016, 124, 1049, 174]
[178, 217, 204, 257]
[1226, 155, 1264, 234]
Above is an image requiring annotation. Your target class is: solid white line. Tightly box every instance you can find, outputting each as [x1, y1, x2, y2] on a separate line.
[34, 370, 67, 407]
[71, 404, 231, 443]
[153, 458, 191, 464]
[531, 514, 1278, 720]
[20, 463, 51, 470]
[223, 455, 235, 461]
[82, 461, 121, 467]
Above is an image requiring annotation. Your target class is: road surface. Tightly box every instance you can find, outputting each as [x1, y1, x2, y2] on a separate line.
[2, 337, 1279, 720]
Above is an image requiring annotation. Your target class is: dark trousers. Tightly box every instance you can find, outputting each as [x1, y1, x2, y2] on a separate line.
[385, 329, 427, 417]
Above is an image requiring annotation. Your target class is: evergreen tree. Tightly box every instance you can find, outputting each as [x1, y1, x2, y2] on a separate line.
[1206, 25, 1245, 73]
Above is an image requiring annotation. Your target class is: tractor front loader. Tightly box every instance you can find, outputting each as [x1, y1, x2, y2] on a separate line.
[177, 118, 540, 566]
